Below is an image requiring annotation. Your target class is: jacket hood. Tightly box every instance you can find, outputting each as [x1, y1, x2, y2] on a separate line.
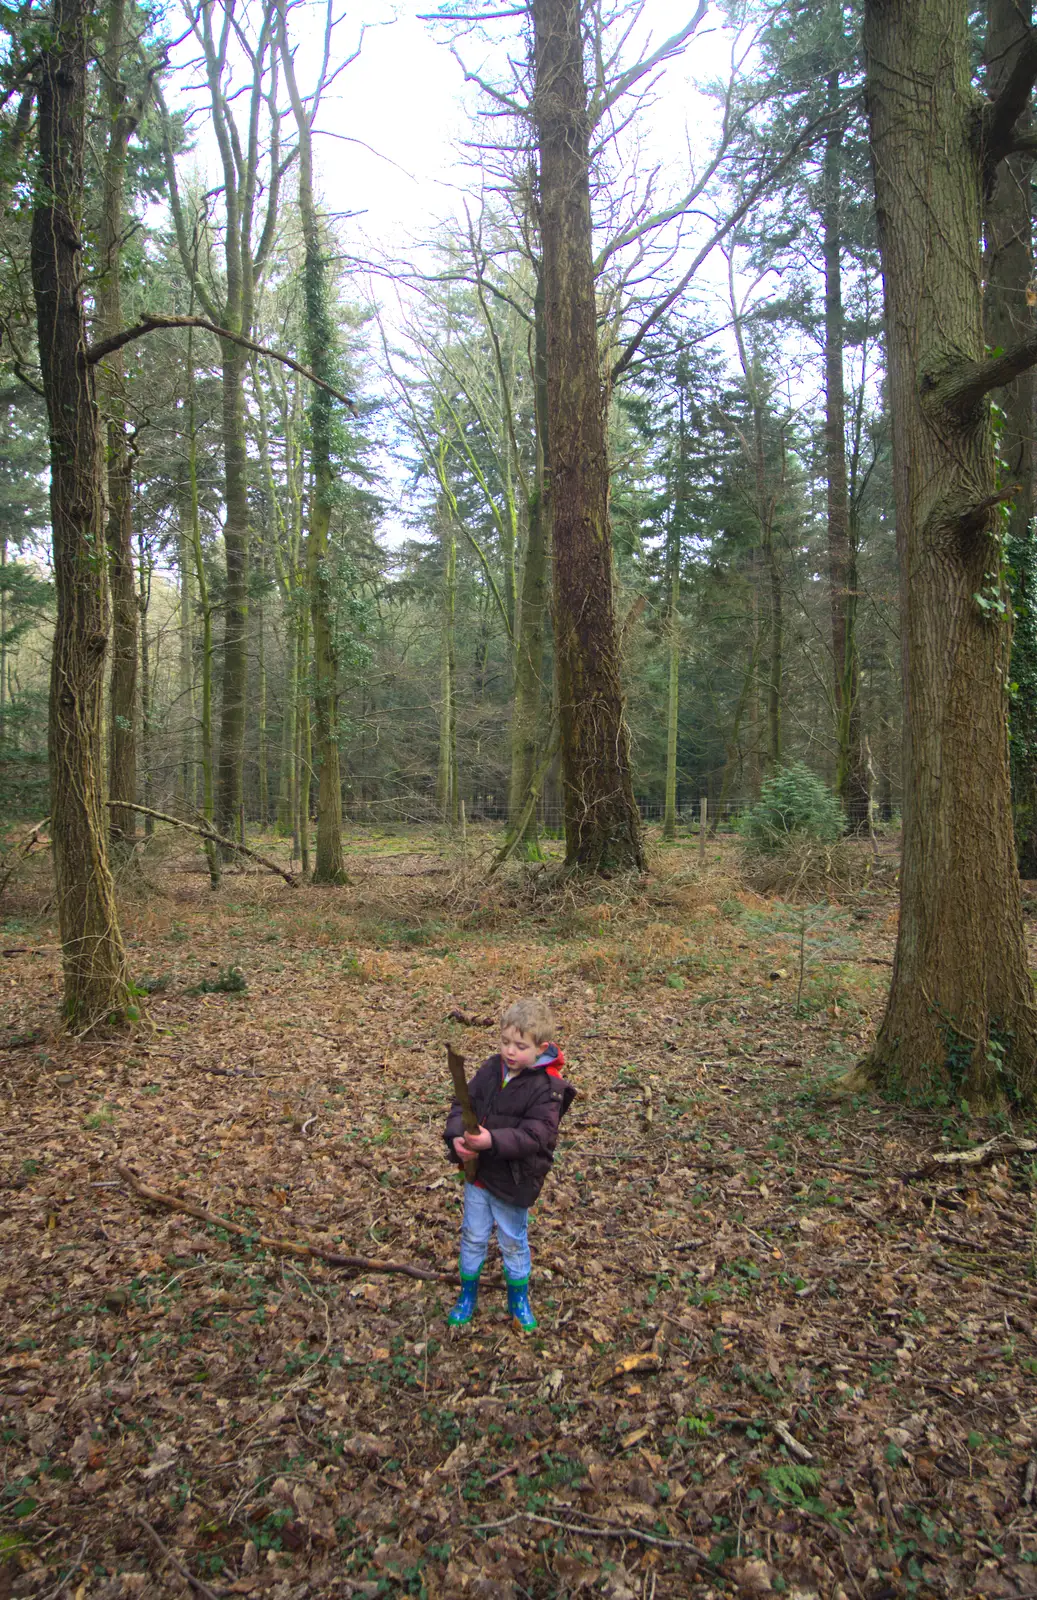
[535, 1042, 565, 1073]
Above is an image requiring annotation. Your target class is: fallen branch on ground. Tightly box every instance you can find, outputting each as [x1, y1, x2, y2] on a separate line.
[115, 1163, 464, 1283]
[903, 1134, 1037, 1179]
[470, 1509, 699, 1557]
[104, 802, 298, 886]
[135, 1517, 223, 1600]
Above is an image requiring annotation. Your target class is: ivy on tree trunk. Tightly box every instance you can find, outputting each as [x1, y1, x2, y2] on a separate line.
[30, 0, 131, 1030]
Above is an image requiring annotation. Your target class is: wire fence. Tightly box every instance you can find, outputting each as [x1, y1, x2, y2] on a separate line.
[339, 794, 749, 831]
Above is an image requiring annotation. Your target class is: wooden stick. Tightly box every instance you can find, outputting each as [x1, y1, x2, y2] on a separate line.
[114, 1163, 460, 1283]
[470, 1510, 699, 1557]
[135, 1517, 222, 1600]
[447, 1045, 480, 1182]
[104, 801, 298, 885]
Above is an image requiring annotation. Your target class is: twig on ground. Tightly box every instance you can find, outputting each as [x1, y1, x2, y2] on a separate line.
[773, 1420, 814, 1462]
[38, 1539, 87, 1600]
[115, 1162, 467, 1283]
[135, 1517, 224, 1600]
[469, 1509, 699, 1556]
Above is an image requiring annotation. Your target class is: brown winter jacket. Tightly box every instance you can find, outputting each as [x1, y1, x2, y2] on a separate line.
[444, 1045, 576, 1208]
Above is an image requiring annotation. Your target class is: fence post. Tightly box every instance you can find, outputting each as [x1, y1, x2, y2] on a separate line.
[699, 796, 707, 862]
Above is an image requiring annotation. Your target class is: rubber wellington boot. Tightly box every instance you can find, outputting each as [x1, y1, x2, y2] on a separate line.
[506, 1277, 537, 1332]
[447, 1273, 480, 1327]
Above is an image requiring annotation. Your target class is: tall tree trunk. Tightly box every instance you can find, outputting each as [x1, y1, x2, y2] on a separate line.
[763, 443, 782, 771]
[30, 0, 131, 1029]
[279, 608, 299, 841]
[437, 500, 458, 827]
[730, 258, 783, 777]
[531, 0, 644, 873]
[0, 533, 7, 749]
[823, 70, 869, 831]
[177, 506, 196, 813]
[96, 0, 137, 849]
[298, 607, 312, 875]
[280, 31, 346, 883]
[984, 0, 1037, 875]
[137, 540, 152, 835]
[257, 553, 268, 826]
[662, 511, 680, 841]
[859, 0, 1037, 1103]
[185, 333, 219, 887]
[507, 269, 550, 859]
[216, 338, 249, 842]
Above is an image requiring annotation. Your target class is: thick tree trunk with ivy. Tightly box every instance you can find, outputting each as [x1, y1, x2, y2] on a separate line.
[281, 31, 346, 883]
[30, 0, 131, 1029]
[823, 73, 869, 832]
[532, 0, 644, 873]
[96, 0, 137, 850]
[984, 0, 1037, 876]
[859, 0, 1037, 1103]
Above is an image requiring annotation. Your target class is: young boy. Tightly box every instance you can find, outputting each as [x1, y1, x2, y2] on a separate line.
[444, 997, 575, 1331]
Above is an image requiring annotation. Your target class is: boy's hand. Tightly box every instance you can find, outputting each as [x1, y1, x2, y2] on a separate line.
[463, 1125, 493, 1152]
[451, 1136, 472, 1161]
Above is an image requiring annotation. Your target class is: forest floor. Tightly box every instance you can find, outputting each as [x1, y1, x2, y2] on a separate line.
[1, 826, 1037, 1600]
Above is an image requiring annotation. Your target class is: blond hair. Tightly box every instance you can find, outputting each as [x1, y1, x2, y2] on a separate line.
[501, 997, 555, 1044]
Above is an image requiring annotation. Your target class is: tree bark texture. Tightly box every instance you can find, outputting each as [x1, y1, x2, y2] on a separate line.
[532, 0, 644, 873]
[861, 0, 1037, 1102]
[96, 0, 138, 850]
[823, 71, 869, 831]
[30, 0, 131, 1029]
[984, 0, 1037, 875]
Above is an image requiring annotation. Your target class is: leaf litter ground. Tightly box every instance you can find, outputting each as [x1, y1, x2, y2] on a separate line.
[2, 829, 1037, 1600]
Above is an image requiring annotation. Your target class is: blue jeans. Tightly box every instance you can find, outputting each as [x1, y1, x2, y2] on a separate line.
[459, 1183, 531, 1281]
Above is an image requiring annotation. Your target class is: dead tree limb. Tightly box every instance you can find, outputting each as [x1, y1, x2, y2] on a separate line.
[902, 1134, 1037, 1179]
[104, 802, 298, 885]
[114, 1164, 467, 1284]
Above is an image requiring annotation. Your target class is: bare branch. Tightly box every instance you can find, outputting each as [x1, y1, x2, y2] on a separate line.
[86, 313, 359, 411]
[589, 1, 708, 124]
[611, 110, 833, 384]
[981, 22, 1037, 175]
